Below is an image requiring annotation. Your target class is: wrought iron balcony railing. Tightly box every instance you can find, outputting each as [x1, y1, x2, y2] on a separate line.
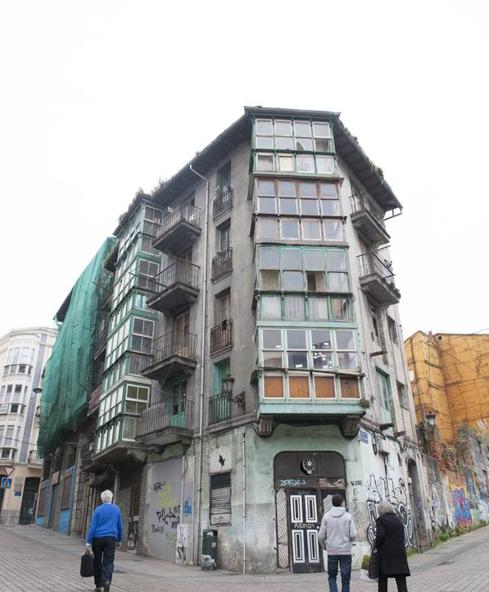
[358, 252, 395, 284]
[209, 391, 232, 425]
[213, 188, 233, 218]
[137, 396, 193, 438]
[144, 330, 197, 366]
[350, 191, 386, 224]
[87, 385, 102, 416]
[210, 320, 233, 354]
[152, 259, 199, 291]
[212, 248, 233, 280]
[155, 204, 202, 241]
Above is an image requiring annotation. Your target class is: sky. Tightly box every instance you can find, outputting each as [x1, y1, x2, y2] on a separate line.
[0, 0, 488, 339]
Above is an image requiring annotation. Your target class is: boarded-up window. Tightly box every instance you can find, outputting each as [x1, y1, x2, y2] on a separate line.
[61, 469, 73, 510]
[315, 375, 335, 398]
[264, 375, 284, 398]
[37, 484, 47, 516]
[210, 472, 231, 526]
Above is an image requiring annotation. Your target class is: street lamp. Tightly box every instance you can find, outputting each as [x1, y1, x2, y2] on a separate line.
[426, 412, 436, 428]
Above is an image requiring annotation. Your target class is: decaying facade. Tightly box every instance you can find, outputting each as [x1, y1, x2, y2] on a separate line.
[405, 331, 489, 534]
[39, 107, 429, 573]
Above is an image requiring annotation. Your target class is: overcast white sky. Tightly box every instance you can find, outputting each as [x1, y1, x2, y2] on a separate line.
[1, 0, 488, 339]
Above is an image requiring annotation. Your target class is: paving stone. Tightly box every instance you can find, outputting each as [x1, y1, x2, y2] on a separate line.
[0, 525, 488, 591]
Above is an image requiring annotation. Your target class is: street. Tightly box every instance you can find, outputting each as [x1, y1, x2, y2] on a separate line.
[1, 526, 488, 592]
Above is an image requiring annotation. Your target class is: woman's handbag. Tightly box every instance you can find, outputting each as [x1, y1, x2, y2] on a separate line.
[368, 548, 379, 579]
[80, 550, 94, 578]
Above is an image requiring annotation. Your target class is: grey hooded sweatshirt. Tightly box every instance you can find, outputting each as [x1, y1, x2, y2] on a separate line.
[318, 506, 357, 555]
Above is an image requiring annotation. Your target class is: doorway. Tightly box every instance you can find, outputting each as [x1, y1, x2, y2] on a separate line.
[274, 451, 346, 573]
[19, 477, 40, 525]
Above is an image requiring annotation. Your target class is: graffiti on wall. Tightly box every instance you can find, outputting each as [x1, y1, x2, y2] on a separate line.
[449, 483, 472, 527]
[148, 458, 182, 561]
[365, 475, 414, 547]
[176, 523, 189, 564]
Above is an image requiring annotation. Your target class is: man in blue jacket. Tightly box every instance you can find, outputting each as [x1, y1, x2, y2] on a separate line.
[86, 490, 123, 592]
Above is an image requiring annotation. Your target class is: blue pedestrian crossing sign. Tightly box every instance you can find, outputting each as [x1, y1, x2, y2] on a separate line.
[1, 477, 12, 489]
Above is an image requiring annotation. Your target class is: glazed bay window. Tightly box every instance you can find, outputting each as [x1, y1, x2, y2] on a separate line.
[257, 217, 343, 242]
[257, 247, 350, 294]
[256, 179, 341, 217]
[254, 118, 334, 153]
[260, 328, 358, 372]
[255, 153, 335, 175]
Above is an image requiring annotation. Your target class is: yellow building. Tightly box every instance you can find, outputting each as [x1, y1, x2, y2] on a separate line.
[405, 331, 489, 442]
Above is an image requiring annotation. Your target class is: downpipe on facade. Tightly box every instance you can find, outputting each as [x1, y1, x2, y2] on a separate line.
[242, 429, 247, 574]
[189, 165, 210, 565]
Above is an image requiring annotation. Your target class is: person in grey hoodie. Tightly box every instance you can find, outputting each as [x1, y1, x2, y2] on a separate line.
[319, 493, 357, 592]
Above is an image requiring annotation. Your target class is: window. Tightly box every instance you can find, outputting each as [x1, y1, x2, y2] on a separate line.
[217, 220, 231, 252]
[264, 374, 284, 398]
[388, 316, 398, 344]
[371, 307, 381, 343]
[215, 290, 231, 324]
[254, 118, 334, 153]
[213, 358, 231, 395]
[125, 384, 150, 415]
[131, 318, 154, 353]
[397, 381, 408, 409]
[377, 370, 393, 421]
[210, 472, 231, 525]
[261, 328, 358, 375]
[256, 178, 341, 219]
[217, 162, 231, 192]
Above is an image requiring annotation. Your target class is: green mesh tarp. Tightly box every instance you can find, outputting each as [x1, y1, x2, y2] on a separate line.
[38, 237, 117, 456]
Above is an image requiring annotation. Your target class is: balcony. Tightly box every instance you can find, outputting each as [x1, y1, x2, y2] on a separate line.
[142, 330, 197, 382]
[358, 252, 400, 305]
[100, 281, 113, 311]
[350, 192, 390, 246]
[136, 396, 193, 446]
[87, 385, 102, 417]
[210, 320, 233, 355]
[153, 205, 202, 254]
[209, 389, 246, 426]
[93, 327, 108, 361]
[147, 259, 200, 316]
[211, 248, 233, 281]
[213, 188, 233, 218]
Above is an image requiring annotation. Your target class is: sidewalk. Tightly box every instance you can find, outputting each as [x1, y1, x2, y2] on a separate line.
[1, 524, 488, 591]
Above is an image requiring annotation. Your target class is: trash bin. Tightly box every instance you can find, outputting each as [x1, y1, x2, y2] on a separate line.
[201, 529, 218, 569]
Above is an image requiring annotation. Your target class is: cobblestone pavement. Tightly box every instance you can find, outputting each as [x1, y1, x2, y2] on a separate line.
[1, 525, 489, 591]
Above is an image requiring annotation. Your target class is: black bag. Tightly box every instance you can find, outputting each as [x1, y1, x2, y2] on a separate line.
[80, 550, 94, 578]
[368, 548, 379, 579]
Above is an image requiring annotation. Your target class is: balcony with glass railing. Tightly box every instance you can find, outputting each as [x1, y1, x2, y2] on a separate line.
[136, 395, 193, 446]
[350, 191, 390, 246]
[153, 204, 202, 254]
[141, 330, 197, 381]
[146, 259, 200, 316]
[358, 252, 400, 305]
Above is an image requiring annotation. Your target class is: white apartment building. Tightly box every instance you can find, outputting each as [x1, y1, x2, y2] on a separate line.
[0, 326, 56, 525]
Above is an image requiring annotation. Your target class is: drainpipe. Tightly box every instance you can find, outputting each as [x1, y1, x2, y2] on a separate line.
[242, 429, 247, 574]
[189, 164, 210, 565]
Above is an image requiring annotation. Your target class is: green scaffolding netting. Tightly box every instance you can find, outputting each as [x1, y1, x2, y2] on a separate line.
[38, 237, 117, 456]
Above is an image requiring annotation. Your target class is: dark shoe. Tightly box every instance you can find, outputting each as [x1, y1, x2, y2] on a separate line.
[95, 588, 103, 592]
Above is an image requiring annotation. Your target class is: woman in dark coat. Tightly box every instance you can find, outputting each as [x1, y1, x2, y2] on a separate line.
[375, 501, 410, 592]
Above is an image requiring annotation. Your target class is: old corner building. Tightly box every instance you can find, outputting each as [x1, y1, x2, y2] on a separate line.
[37, 107, 430, 573]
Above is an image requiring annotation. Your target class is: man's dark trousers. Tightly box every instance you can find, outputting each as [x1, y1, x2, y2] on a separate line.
[327, 555, 352, 592]
[92, 536, 117, 588]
